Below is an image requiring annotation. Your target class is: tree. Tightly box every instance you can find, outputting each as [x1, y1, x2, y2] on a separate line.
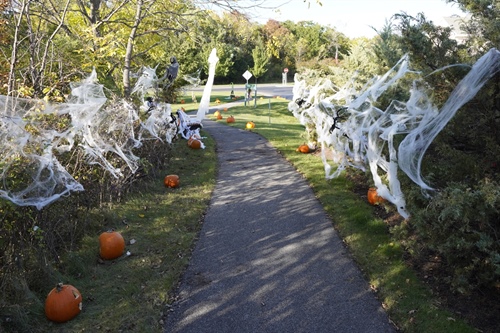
[446, 0, 500, 51]
[0, 0, 9, 94]
[251, 37, 270, 79]
[5, 0, 72, 98]
[373, 21, 404, 72]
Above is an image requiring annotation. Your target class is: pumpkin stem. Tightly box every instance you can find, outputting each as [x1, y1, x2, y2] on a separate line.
[56, 282, 63, 292]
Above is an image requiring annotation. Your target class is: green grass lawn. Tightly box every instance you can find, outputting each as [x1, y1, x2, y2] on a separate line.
[34, 94, 475, 333]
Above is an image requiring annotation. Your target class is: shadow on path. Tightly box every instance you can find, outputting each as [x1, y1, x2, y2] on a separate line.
[163, 117, 395, 333]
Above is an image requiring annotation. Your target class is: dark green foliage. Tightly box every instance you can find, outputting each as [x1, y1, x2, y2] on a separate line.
[375, 13, 500, 294]
[405, 180, 500, 293]
[0, 128, 175, 331]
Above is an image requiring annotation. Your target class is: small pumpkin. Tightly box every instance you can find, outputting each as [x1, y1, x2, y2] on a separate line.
[164, 174, 179, 188]
[246, 121, 255, 129]
[226, 115, 235, 123]
[213, 110, 221, 118]
[99, 230, 125, 260]
[367, 187, 386, 205]
[296, 144, 310, 154]
[223, 107, 228, 112]
[45, 283, 82, 323]
[188, 137, 202, 149]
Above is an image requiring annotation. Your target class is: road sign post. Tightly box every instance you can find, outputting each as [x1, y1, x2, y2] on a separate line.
[243, 70, 253, 106]
[282, 68, 289, 85]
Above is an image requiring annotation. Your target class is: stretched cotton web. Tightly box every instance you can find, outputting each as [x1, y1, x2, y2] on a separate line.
[133, 66, 178, 143]
[0, 50, 218, 209]
[183, 68, 202, 103]
[183, 68, 202, 87]
[289, 48, 500, 219]
[0, 70, 143, 208]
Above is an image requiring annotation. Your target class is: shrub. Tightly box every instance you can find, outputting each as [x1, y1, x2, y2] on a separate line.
[404, 179, 500, 293]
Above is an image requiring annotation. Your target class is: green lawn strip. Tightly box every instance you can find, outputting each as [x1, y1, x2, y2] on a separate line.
[35, 97, 475, 332]
[172, 91, 244, 112]
[40, 135, 216, 333]
[215, 101, 474, 333]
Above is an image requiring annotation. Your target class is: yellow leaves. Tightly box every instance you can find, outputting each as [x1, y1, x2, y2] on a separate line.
[265, 37, 282, 59]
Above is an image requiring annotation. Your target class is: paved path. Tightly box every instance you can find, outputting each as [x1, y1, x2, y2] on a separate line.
[164, 111, 395, 332]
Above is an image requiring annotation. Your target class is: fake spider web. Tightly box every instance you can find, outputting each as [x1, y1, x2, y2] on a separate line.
[0, 49, 218, 209]
[289, 48, 500, 218]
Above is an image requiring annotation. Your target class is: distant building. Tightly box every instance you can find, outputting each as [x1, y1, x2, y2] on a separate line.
[442, 14, 470, 44]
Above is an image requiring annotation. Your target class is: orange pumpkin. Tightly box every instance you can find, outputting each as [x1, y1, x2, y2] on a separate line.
[367, 187, 386, 205]
[246, 121, 255, 129]
[45, 283, 82, 323]
[164, 174, 179, 188]
[226, 115, 235, 123]
[296, 144, 310, 153]
[99, 230, 125, 260]
[213, 110, 221, 118]
[188, 138, 202, 149]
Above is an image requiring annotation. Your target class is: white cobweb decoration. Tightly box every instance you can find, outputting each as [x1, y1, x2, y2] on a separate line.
[0, 48, 220, 209]
[0, 67, 176, 209]
[289, 48, 500, 219]
[183, 68, 202, 103]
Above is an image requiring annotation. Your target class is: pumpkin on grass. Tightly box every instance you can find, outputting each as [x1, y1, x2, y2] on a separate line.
[213, 110, 221, 118]
[246, 121, 255, 129]
[367, 187, 386, 205]
[226, 115, 235, 123]
[187, 137, 202, 149]
[296, 144, 310, 154]
[164, 174, 180, 188]
[45, 283, 82, 323]
[99, 230, 125, 260]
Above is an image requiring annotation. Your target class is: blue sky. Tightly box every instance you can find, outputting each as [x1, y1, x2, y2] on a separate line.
[244, 0, 465, 38]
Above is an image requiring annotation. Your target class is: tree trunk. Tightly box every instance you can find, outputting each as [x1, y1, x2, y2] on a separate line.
[7, 0, 28, 100]
[123, 0, 143, 98]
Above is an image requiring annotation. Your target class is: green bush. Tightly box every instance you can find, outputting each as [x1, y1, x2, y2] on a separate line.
[404, 180, 500, 293]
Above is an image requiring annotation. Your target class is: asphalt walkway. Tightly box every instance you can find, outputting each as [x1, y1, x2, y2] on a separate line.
[163, 105, 395, 333]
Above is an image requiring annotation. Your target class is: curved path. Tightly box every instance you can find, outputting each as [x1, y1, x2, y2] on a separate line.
[164, 117, 395, 333]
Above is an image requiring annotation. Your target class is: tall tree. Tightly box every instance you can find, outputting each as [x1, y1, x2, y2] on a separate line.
[251, 37, 269, 81]
[446, 0, 499, 50]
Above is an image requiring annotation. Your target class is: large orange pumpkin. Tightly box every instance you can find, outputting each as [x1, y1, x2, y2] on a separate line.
[367, 187, 386, 205]
[296, 144, 310, 154]
[99, 230, 125, 260]
[188, 138, 202, 149]
[164, 174, 179, 188]
[246, 121, 255, 129]
[45, 283, 82, 323]
[226, 115, 235, 123]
